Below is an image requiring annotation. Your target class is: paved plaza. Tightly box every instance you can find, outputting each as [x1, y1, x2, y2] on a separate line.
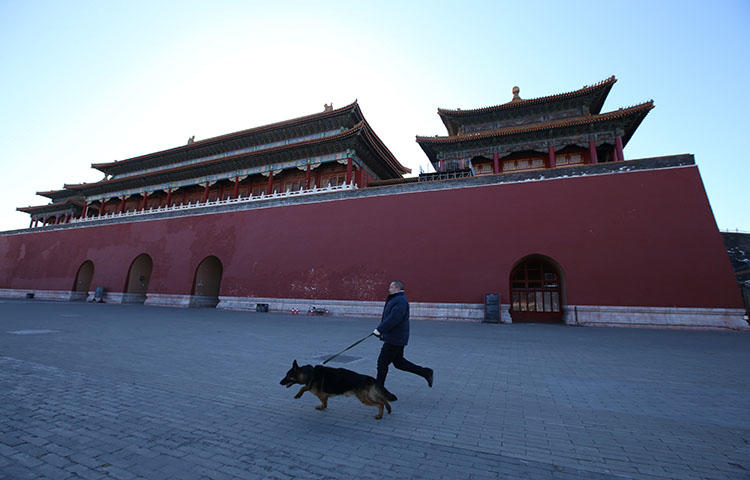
[1, 300, 749, 479]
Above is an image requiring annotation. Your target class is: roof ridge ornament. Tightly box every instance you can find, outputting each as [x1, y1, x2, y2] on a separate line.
[511, 86, 521, 103]
[187, 136, 195, 145]
[324, 103, 333, 112]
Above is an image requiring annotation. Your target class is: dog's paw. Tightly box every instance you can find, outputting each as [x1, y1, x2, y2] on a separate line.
[374, 414, 383, 420]
[315, 405, 326, 410]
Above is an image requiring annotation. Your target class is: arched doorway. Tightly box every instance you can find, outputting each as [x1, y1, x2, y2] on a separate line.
[123, 253, 153, 304]
[70, 260, 94, 301]
[509, 255, 563, 323]
[190, 256, 223, 308]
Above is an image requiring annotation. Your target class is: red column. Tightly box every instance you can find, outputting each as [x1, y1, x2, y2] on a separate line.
[305, 164, 311, 189]
[166, 188, 172, 206]
[119, 197, 126, 213]
[493, 153, 500, 174]
[140, 193, 148, 211]
[615, 136, 625, 162]
[202, 183, 210, 203]
[588, 140, 598, 164]
[346, 158, 353, 185]
[266, 171, 274, 195]
[233, 177, 239, 199]
[548, 146, 556, 169]
[81, 201, 88, 218]
[98, 201, 105, 216]
[29, 218, 33, 228]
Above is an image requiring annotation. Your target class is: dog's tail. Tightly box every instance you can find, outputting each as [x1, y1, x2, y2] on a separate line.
[377, 384, 398, 402]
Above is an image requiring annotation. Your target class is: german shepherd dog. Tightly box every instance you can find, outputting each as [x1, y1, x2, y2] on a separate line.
[280, 360, 397, 419]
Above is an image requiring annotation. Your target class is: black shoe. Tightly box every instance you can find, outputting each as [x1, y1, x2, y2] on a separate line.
[425, 368, 433, 388]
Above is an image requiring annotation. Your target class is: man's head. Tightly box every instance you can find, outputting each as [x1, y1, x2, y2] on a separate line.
[389, 280, 404, 295]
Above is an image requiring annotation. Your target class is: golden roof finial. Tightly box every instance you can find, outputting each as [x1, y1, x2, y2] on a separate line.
[511, 86, 521, 102]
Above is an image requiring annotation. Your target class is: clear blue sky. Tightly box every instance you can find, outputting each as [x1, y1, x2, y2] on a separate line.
[1, 0, 748, 231]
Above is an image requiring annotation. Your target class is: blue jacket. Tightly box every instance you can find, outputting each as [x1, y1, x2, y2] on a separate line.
[376, 291, 410, 346]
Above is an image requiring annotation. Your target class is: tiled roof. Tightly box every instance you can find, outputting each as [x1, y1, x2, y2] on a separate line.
[92, 101, 362, 171]
[437, 76, 617, 117]
[64, 121, 408, 192]
[35, 189, 71, 199]
[17, 197, 85, 214]
[417, 101, 653, 145]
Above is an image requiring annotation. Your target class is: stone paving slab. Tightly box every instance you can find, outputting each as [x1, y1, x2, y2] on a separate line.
[1, 300, 749, 479]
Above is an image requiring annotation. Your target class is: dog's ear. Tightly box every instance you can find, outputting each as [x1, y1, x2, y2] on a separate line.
[293, 359, 299, 368]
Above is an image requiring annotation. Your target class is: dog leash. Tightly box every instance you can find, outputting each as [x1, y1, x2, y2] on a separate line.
[322, 333, 374, 365]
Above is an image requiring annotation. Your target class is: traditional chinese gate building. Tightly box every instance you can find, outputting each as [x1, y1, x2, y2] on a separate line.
[17, 102, 408, 227]
[416, 76, 653, 323]
[2, 77, 745, 329]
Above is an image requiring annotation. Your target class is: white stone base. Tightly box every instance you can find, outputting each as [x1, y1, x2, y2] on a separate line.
[100, 292, 124, 304]
[0, 288, 745, 329]
[69, 291, 89, 302]
[144, 293, 192, 308]
[217, 296, 384, 316]
[121, 292, 146, 304]
[0, 288, 73, 302]
[217, 295, 503, 322]
[189, 295, 220, 308]
[564, 305, 748, 330]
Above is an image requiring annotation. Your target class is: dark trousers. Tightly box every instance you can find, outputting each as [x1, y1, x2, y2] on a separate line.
[376, 343, 428, 386]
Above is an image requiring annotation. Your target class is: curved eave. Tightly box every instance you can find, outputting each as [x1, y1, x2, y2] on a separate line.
[619, 105, 652, 146]
[17, 197, 85, 214]
[358, 118, 410, 176]
[92, 101, 364, 175]
[438, 76, 617, 134]
[35, 189, 72, 200]
[418, 101, 654, 161]
[66, 122, 407, 197]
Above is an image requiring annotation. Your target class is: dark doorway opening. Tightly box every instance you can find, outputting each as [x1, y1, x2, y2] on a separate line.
[123, 253, 153, 304]
[510, 256, 563, 323]
[70, 260, 94, 301]
[190, 256, 223, 308]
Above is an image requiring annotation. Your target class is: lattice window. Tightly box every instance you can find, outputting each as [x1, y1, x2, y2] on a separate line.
[556, 153, 583, 166]
[325, 175, 346, 187]
[504, 157, 545, 171]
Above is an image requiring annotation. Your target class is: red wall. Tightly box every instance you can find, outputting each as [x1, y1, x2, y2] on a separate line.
[0, 166, 742, 308]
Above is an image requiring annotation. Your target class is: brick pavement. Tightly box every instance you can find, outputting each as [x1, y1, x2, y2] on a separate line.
[1, 300, 749, 479]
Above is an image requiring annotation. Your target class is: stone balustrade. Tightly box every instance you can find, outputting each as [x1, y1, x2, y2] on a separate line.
[65, 182, 357, 225]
